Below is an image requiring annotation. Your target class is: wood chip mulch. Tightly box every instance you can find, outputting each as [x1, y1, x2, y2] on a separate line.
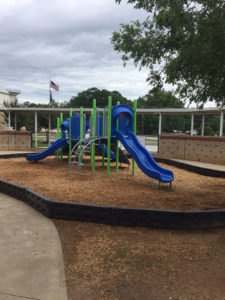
[1, 157, 225, 299]
[0, 156, 224, 211]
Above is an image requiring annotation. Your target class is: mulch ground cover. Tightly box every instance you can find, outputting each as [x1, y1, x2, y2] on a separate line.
[0, 156, 224, 211]
[1, 156, 225, 299]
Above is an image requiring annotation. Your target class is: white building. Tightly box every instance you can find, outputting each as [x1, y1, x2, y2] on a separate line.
[0, 89, 21, 106]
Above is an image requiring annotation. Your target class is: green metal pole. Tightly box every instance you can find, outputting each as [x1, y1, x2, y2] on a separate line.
[132, 99, 137, 175]
[69, 108, 72, 163]
[116, 100, 120, 171]
[91, 99, 96, 173]
[56, 117, 60, 160]
[79, 107, 83, 167]
[90, 109, 93, 167]
[107, 96, 112, 176]
[102, 109, 105, 166]
[60, 113, 63, 161]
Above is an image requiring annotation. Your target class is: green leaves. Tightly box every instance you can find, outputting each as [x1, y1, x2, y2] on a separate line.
[67, 87, 132, 108]
[112, 0, 225, 106]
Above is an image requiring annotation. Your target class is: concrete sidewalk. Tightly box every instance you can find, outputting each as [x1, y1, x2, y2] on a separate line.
[170, 159, 225, 172]
[0, 193, 68, 300]
[0, 151, 36, 155]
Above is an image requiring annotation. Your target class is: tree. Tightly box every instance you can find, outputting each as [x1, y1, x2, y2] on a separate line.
[3, 99, 60, 132]
[138, 87, 184, 108]
[136, 87, 186, 134]
[111, 0, 225, 106]
[67, 87, 132, 107]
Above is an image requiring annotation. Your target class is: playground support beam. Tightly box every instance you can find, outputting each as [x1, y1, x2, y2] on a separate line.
[80, 107, 84, 166]
[201, 114, 205, 136]
[48, 113, 51, 147]
[34, 111, 38, 148]
[107, 96, 112, 177]
[102, 109, 105, 166]
[14, 113, 17, 131]
[8, 111, 11, 130]
[158, 113, 162, 136]
[191, 113, 194, 136]
[220, 111, 224, 137]
[60, 113, 63, 161]
[80, 107, 83, 140]
[56, 118, 60, 160]
[132, 99, 137, 176]
[69, 108, 72, 163]
[91, 99, 96, 173]
[116, 101, 120, 171]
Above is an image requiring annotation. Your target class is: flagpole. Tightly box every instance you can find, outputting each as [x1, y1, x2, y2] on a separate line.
[49, 78, 59, 104]
[49, 74, 51, 105]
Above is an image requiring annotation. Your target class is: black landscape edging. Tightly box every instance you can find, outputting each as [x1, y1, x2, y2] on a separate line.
[0, 153, 55, 159]
[154, 157, 225, 178]
[1, 179, 225, 230]
[0, 153, 34, 159]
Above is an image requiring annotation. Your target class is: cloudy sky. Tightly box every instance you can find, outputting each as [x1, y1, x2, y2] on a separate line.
[0, 0, 157, 104]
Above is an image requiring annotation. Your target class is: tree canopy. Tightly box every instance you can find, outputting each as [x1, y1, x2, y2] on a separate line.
[67, 87, 132, 108]
[136, 87, 186, 134]
[111, 0, 225, 106]
[138, 87, 184, 108]
[3, 99, 60, 131]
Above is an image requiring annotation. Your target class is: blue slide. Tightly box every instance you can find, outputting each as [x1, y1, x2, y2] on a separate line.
[116, 130, 174, 183]
[27, 137, 67, 161]
[112, 104, 174, 183]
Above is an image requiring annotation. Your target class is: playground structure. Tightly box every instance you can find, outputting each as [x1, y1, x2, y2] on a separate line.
[27, 97, 174, 185]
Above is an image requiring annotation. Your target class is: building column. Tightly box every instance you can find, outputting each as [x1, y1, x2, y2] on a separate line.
[219, 111, 224, 137]
[14, 114, 17, 131]
[158, 113, 162, 136]
[8, 111, 11, 130]
[191, 113, 194, 135]
[48, 113, 51, 146]
[34, 111, 38, 148]
[201, 114, 205, 136]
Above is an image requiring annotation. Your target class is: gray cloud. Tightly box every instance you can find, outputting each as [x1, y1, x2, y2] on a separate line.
[0, 0, 152, 104]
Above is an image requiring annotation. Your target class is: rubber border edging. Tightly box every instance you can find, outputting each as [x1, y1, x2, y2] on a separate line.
[0, 153, 55, 159]
[1, 179, 225, 230]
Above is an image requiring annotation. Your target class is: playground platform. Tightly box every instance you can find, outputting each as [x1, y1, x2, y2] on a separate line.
[0, 193, 68, 300]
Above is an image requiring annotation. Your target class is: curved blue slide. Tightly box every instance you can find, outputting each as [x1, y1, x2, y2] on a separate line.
[116, 130, 174, 183]
[27, 137, 67, 161]
[111, 104, 173, 183]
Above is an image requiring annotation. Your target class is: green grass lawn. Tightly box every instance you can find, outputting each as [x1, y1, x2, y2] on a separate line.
[145, 141, 158, 146]
[32, 133, 158, 148]
[145, 136, 158, 146]
[32, 133, 56, 148]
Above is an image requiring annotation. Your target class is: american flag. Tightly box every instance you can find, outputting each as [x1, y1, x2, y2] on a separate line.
[50, 80, 59, 91]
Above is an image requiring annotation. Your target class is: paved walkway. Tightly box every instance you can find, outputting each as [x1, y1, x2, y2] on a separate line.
[0, 151, 35, 155]
[0, 193, 68, 300]
[170, 159, 225, 172]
